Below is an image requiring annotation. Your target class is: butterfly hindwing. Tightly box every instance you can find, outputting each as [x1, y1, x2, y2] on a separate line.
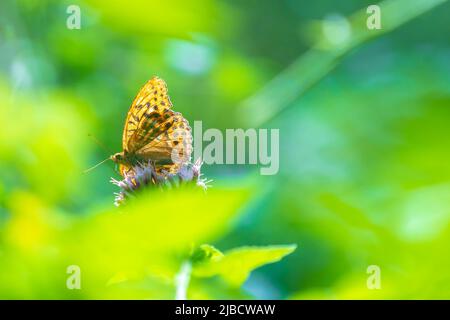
[136, 112, 192, 173]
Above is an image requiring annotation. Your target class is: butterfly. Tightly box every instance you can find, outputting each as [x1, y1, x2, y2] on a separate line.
[111, 76, 192, 177]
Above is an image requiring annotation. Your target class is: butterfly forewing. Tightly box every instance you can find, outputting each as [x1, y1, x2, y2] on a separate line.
[122, 77, 172, 153]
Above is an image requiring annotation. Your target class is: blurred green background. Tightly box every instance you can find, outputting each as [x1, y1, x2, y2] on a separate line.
[0, 0, 449, 299]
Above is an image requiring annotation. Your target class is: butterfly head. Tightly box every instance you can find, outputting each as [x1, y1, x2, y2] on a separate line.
[111, 152, 125, 164]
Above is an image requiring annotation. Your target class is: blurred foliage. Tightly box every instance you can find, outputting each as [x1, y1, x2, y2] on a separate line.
[193, 245, 297, 287]
[0, 0, 449, 299]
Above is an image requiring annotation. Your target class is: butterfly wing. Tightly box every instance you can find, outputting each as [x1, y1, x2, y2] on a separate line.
[136, 111, 192, 174]
[122, 76, 173, 153]
[122, 76, 192, 175]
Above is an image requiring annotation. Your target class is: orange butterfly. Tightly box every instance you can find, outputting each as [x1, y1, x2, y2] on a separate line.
[111, 76, 192, 177]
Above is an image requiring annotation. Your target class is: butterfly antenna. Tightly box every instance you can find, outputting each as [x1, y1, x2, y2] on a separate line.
[83, 157, 111, 174]
[88, 133, 114, 155]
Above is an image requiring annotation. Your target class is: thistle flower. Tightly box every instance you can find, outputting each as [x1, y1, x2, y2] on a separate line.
[111, 159, 211, 206]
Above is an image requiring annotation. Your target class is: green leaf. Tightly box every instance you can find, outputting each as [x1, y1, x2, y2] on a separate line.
[192, 244, 297, 287]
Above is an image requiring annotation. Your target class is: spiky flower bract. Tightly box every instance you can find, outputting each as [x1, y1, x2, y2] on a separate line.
[111, 159, 211, 206]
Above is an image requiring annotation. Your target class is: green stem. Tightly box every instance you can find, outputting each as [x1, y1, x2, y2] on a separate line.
[175, 261, 192, 300]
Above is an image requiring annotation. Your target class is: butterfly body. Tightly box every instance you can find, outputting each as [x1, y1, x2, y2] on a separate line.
[111, 77, 192, 177]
